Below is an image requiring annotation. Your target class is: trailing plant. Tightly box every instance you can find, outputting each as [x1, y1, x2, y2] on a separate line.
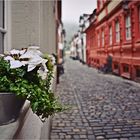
[0, 46, 64, 121]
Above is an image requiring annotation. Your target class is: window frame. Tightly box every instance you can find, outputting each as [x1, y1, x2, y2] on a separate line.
[109, 26, 112, 45]
[101, 30, 104, 47]
[115, 20, 120, 43]
[125, 14, 131, 41]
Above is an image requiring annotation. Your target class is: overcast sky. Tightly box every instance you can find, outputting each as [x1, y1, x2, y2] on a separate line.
[62, 0, 97, 24]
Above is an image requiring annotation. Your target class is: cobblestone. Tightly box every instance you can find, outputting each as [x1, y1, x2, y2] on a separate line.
[50, 58, 140, 139]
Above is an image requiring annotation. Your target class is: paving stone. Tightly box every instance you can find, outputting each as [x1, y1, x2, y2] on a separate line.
[96, 136, 105, 139]
[49, 58, 140, 140]
[80, 135, 87, 139]
[106, 134, 121, 139]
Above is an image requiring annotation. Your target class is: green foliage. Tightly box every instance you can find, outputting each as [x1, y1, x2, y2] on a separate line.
[0, 57, 64, 121]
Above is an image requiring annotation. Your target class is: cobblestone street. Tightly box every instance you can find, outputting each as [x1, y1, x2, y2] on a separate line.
[50, 58, 140, 140]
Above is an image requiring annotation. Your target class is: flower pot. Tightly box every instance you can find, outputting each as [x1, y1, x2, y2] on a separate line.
[0, 93, 25, 125]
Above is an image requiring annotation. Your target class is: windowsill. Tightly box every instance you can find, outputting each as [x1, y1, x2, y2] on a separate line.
[121, 72, 131, 79]
[135, 39, 140, 43]
[123, 40, 132, 45]
[113, 69, 119, 74]
[113, 42, 120, 46]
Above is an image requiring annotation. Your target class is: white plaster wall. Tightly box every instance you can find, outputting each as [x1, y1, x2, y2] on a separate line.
[40, 1, 57, 54]
[10, 0, 56, 54]
[11, 1, 40, 50]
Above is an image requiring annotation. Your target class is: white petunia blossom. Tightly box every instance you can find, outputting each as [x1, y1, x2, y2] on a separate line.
[3, 47, 49, 77]
[10, 60, 25, 69]
[4, 56, 15, 61]
[37, 67, 48, 80]
[10, 49, 20, 55]
[48, 55, 56, 65]
[26, 56, 48, 72]
[19, 49, 26, 55]
[0, 54, 4, 57]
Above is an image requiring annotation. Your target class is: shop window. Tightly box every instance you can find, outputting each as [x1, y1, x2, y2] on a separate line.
[101, 30, 104, 47]
[115, 21, 120, 43]
[125, 14, 131, 40]
[0, 0, 4, 53]
[123, 64, 129, 73]
[109, 26, 112, 45]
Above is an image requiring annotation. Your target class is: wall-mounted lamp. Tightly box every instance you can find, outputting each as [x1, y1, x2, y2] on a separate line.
[122, 0, 129, 11]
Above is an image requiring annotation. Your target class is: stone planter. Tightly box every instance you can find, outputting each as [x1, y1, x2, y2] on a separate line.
[0, 93, 25, 125]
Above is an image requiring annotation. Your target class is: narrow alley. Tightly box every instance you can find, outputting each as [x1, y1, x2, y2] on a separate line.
[50, 58, 140, 140]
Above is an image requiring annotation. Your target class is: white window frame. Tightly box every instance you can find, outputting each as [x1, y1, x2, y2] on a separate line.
[109, 26, 112, 45]
[125, 14, 131, 40]
[115, 21, 120, 43]
[101, 30, 104, 47]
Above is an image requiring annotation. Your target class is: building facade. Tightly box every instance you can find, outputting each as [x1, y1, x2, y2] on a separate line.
[0, 0, 61, 55]
[0, 0, 62, 138]
[85, 0, 140, 81]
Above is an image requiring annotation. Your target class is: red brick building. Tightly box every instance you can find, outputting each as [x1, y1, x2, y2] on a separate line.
[85, 0, 140, 81]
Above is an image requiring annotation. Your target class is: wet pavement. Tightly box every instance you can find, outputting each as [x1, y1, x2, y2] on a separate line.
[50, 57, 140, 140]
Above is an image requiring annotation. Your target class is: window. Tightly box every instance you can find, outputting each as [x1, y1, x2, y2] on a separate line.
[114, 63, 119, 69]
[101, 30, 104, 47]
[0, 0, 4, 53]
[115, 21, 120, 43]
[100, 0, 103, 9]
[98, 33, 100, 47]
[125, 14, 131, 40]
[109, 26, 112, 45]
[123, 64, 129, 73]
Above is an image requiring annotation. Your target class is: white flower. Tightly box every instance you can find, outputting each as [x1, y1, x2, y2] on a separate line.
[10, 60, 24, 69]
[4, 56, 15, 61]
[37, 67, 48, 80]
[4, 47, 50, 74]
[28, 46, 43, 56]
[48, 55, 56, 64]
[19, 49, 26, 55]
[10, 49, 20, 55]
[27, 56, 48, 72]
[20, 46, 42, 59]
[0, 54, 4, 57]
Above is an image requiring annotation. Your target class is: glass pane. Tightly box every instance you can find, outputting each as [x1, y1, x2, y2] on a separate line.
[0, 32, 4, 53]
[0, 0, 4, 28]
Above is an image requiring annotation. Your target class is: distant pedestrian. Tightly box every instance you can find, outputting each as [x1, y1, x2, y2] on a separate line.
[106, 53, 113, 73]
